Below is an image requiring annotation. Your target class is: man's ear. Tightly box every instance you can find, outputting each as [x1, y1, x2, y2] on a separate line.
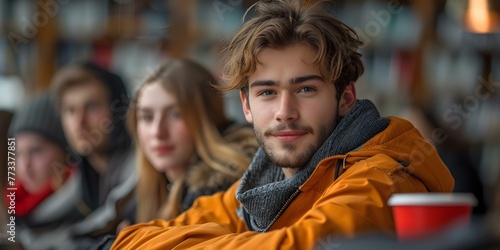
[338, 81, 357, 116]
[240, 90, 253, 124]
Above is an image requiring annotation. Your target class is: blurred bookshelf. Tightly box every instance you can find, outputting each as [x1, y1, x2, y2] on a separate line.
[0, 0, 499, 209]
[0, 0, 258, 120]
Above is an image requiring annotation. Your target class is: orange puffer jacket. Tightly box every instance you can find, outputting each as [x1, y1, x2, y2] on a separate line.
[112, 117, 454, 250]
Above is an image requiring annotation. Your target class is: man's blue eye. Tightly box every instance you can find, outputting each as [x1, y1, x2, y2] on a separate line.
[259, 90, 274, 96]
[300, 87, 315, 93]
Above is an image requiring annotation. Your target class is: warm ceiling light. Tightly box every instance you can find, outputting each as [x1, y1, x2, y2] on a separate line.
[464, 0, 498, 33]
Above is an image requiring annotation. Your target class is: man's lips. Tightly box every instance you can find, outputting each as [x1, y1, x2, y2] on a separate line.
[272, 130, 307, 142]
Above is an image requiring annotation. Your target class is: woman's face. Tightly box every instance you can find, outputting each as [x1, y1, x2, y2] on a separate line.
[136, 82, 196, 178]
[16, 133, 66, 193]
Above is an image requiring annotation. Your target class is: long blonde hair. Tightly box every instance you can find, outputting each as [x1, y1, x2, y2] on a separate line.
[128, 59, 252, 222]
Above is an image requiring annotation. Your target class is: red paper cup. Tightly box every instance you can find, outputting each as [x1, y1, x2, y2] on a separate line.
[388, 193, 477, 241]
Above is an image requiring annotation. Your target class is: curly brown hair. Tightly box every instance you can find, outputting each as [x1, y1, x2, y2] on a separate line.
[220, 0, 364, 100]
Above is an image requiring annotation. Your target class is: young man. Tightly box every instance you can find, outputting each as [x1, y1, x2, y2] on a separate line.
[45, 61, 136, 248]
[112, 1, 454, 249]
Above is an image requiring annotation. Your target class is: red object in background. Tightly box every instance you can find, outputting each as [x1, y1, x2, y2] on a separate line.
[3, 166, 76, 217]
[394, 51, 415, 89]
[93, 38, 114, 69]
[388, 193, 477, 241]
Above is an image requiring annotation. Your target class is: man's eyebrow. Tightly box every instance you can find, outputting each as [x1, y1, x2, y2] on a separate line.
[249, 75, 324, 88]
[290, 75, 324, 84]
[249, 80, 276, 88]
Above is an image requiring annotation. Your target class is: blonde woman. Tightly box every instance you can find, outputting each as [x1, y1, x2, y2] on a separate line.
[128, 59, 258, 222]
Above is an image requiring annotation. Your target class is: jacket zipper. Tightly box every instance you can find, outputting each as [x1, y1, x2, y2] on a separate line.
[262, 189, 301, 232]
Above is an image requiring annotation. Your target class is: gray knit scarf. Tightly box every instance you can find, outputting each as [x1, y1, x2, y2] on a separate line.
[235, 99, 390, 232]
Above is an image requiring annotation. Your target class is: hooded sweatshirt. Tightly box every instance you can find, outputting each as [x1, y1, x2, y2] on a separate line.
[112, 101, 454, 250]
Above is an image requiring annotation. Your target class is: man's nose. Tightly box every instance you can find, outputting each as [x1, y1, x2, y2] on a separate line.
[274, 93, 299, 122]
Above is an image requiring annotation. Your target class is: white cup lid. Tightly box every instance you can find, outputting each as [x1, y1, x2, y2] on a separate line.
[388, 193, 477, 206]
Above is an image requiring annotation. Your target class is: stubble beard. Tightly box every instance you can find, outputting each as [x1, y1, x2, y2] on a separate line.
[254, 122, 332, 169]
